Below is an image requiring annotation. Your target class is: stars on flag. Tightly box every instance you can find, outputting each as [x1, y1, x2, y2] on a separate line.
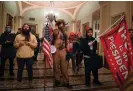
[112, 63, 114, 66]
[110, 59, 112, 61]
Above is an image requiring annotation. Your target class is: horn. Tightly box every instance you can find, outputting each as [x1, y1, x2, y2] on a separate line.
[54, 16, 57, 22]
[65, 23, 68, 25]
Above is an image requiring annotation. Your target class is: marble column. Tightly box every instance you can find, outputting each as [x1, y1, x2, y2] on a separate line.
[11, 15, 24, 33]
[71, 19, 76, 32]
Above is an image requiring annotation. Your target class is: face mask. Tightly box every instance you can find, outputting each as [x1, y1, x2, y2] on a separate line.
[6, 28, 11, 33]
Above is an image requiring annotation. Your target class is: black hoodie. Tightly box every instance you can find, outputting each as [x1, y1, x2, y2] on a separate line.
[80, 34, 97, 56]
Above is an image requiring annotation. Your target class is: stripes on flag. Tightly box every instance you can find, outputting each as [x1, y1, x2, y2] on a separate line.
[42, 37, 53, 68]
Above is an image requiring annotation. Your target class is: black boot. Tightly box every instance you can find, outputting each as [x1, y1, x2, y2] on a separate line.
[93, 80, 102, 86]
[62, 83, 72, 89]
[10, 72, 15, 76]
[0, 73, 4, 77]
[85, 82, 90, 87]
[53, 80, 60, 87]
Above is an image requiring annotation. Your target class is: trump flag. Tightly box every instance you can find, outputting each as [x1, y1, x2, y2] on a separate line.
[100, 16, 133, 88]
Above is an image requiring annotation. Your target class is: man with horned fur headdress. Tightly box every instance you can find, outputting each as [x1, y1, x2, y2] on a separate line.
[52, 19, 72, 88]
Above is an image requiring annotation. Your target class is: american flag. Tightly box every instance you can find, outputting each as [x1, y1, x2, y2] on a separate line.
[42, 24, 53, 68]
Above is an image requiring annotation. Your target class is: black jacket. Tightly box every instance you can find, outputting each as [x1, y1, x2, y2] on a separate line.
[81, 36, 100, 69]
[80, 37, 97, 56]
[0, 33, 16, 58]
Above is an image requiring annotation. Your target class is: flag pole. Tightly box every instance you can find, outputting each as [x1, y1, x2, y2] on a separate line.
[44, 56, 46, 90]
[92, 15, 125, 43]
[98, 15, 125, 38]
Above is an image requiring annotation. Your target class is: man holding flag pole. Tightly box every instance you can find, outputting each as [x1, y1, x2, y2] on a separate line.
[52, 19, 72, 88]
[99, 15, 133, 90]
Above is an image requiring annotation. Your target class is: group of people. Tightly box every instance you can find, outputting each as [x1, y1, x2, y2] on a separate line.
[52, 19, 102, 88]
[0, 19, 105, 89]
[0, 24, 38, 87]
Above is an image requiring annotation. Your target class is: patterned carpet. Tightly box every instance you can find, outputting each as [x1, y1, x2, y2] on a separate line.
[0, 60, 120, 91]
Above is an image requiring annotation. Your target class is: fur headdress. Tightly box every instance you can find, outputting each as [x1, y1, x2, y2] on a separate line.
[55, 18, 68, 26]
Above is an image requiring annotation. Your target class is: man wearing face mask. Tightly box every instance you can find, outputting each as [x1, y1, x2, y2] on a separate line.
[0, 25, 16, 77]
[14, 23, 37, 87]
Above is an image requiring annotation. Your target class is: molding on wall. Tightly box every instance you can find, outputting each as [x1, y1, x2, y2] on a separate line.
[18, 15, 24, 19]
[99, 1, 109, 6]
[99, 1, 111, 55]
[71, 19, 76, 23]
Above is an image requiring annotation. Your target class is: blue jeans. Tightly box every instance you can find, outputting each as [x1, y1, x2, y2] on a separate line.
[66, 52, 76, 71]
[17, 57, 34, 82]
[0, 57, 14, 75]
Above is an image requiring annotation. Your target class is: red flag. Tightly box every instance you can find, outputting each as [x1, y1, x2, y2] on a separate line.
[42, 38, 53, 68]
[100, 17, 133, 88]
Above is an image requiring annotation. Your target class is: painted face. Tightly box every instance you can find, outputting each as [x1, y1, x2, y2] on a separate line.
[59, 23, 65, 30]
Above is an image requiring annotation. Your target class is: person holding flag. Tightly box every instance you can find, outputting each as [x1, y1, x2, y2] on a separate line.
[80, 28, 102, 87]
[100, 16, 133, 90]
[52, 19, 72, 88]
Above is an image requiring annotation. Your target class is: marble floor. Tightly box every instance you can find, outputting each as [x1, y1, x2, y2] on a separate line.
[0, 60, 120, 91]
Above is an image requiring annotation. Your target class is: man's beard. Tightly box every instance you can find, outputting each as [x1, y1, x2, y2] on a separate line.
[58, 26, 64, 31]
[22, 29, 30, 41]
[86, 35, 92, 40]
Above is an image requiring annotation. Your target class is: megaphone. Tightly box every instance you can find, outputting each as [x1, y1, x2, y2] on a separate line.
[50, 45, 56, 53]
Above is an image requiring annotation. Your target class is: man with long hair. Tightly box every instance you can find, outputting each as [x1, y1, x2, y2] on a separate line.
[52, 19, 72, 88]
[14, 23, 37, 87]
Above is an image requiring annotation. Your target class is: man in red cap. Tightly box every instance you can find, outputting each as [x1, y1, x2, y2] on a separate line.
[80, 28, 102, 87]
[66, 32, 76, 73]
